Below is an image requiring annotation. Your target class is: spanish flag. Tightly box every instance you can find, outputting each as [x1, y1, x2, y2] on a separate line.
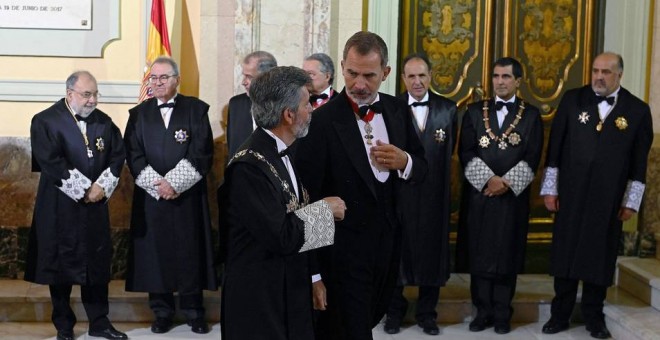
[138, 0, 172, 103]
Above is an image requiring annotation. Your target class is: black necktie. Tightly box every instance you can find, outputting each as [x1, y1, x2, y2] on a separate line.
[595, 95, 615, 105]
[495, 101, 515, 112]
[309, 93, 329, 104]
[357, 101, 384, 119]
[75, 114, 90, 122]
[411, 101, 429, 107]
[158, 102, 175, 109]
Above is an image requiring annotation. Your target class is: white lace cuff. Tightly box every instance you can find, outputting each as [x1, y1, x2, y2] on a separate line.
[622, 180, 645, 212]
[95, 167, 119, 199]
[58, 169, 92, 202]
[540, 167, 559, 196]
[136, 165, 162, 200]
[164, 159, 203, 194]
[295, 200, 335, 253]
[464, 157, 495, 191]
[503, 161, 535, 196]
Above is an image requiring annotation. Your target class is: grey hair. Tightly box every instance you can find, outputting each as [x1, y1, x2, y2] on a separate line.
[65, 70, 96, 90]
[305, 53, 335, 86]
[152, 56, 180, 76]
[249, 66, 311, 129]
[244, 51, 278, 75]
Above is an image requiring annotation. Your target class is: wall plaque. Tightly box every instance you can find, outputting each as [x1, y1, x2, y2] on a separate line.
[0, 0, 92, 30]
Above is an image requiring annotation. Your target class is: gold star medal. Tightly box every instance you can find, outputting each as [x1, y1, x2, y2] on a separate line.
[615, 116, 628, 130]
[95, 137, 105, 152]
[508, 132, 521, 146]
[479, 135, 490, 148]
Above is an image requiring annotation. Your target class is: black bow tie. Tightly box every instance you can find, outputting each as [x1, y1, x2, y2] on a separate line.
[75, 114, 91, 122]
[595, 95, 615, 105]
[278, 148, 291, 158]
[357, 102, 384, 119]
[310, 93, 329, 103]
[411, 101, 429, 107]
[158, 102, 175, 109]
[495, 101, 515, 112]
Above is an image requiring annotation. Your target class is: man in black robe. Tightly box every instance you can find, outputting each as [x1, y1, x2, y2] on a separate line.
[219, 66, 344, 340]
[26, 71, 127, 340]
[540, 52, 653, 339]
[124, 56, 217, 335]
[303, 53, 339, 110]
[226, 50, 277, 159]
[294, 31, 427, 340]
[459, 57, 544, 334]
[384, 53, 457, 336]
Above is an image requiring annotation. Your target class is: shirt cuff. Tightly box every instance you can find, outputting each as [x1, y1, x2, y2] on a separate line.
[622, 180, 645, 212]
[540, 167, 559, 196]
[58, 168, 92, 202]
[311, 274, 322, 283]
[397, 152, 413, 179]
[294, 200, 335, 253]
[164, 159, 203, 194]
[502, 161, 535, 196]
[136, 165, 162, 200]
[464, 157, 495, 191]
[95, 167, 119, 199]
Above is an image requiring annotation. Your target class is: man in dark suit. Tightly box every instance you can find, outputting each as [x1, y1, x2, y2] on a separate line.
[294, 31, 427, 340]
[124, 56, 217, 335]
[459, 57, 544, 335]
[226, 51, 277, 159]
[303, 53, 338, 110]
[384, 53, 457, 336]
[540, 52, 653, 339]
[219, 66, 345, 340]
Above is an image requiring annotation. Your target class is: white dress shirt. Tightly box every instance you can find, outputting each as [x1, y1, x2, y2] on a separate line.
[408, 92, 430, 131]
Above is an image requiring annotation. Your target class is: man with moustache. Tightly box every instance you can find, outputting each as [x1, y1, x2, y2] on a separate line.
[124, 56, 216, 335]
[384, 53, 457, 335]
[540, 52, 653, 339]
[294, 31, 427, 340]
[226, 51, 278, 158]
[219, 66, 345, 340]
[459, 57, 544, 334]
[26, 71, 127, 340]
[303, 53, 338, 110]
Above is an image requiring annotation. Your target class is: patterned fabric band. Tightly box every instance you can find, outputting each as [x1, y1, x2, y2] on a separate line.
[540, 167, 559, 196]
[502, 160, 535, 196]
[165, 158, 203, 195]
[464, 157, 495, 191]
[295, 200, 335, 253]
[135, 165, 163, 200]
[58, 168, 92, 202]
[95, 167, 120, 199]
[622, 180, 645, 212]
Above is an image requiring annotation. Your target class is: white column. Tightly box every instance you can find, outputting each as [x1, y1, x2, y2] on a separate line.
[367, 0, 400, 96]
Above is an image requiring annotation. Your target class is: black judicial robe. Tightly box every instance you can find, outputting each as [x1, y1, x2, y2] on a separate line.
[25, 99, 125, 285]
[220, 128, 328, 340]
[459, 98, 543, 276]
[226, 93, 253, 159]
[397, 91, 457, 287]
[545, 86, 653, 286]
[124, 95, 217, 292]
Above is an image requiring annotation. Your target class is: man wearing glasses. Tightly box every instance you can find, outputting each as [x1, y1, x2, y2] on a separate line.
[26, 71, 127, 340]
[124, 56, 217, 335]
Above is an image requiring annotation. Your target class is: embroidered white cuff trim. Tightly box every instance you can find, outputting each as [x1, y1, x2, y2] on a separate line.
[136, 165, 162, 200]
[95, 167, 119, 199]
[464, 157, 495, 191]
[58, 169, 92, 202]
[540, 167, 559, 196]
[295, 200, 335, 253]
[623, 180, 645, 212]
[165, 159, 202, 194]
[503, 161, 535, 196]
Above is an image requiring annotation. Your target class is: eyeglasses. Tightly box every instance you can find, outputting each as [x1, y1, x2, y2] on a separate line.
[69, 90, 101, 99]
[148, 74, 177, 84]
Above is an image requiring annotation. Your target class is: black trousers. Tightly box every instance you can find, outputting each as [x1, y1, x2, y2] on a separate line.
[149, 291, 205, 321]
[550, 277, 608, 327]
[470, 274, 517, 324]
[49, 284, 111, 332]
[387, 285, 440, 322]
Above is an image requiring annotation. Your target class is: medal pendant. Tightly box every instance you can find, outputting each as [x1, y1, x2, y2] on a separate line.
[87, 147, 94, 158]
[479, 135, 490, 148]
[596, 121, 603, 132]
[498, 139, 508, 150]
[364, 122, 373, 145]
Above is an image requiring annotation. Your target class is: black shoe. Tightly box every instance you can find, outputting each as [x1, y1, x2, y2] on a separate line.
[151, 317, 173, 334]
[586, 322, 611, 339]
[188, 317, 210, 334]
[417, 318, 439, 335]
[384, 317, 401, 334]
[56, 329, 74, 340]
[494, 323, 511, 334]
[88, 326, 128, 339]
[469, 315, 493, 332]
[542, 318, 570, 334]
